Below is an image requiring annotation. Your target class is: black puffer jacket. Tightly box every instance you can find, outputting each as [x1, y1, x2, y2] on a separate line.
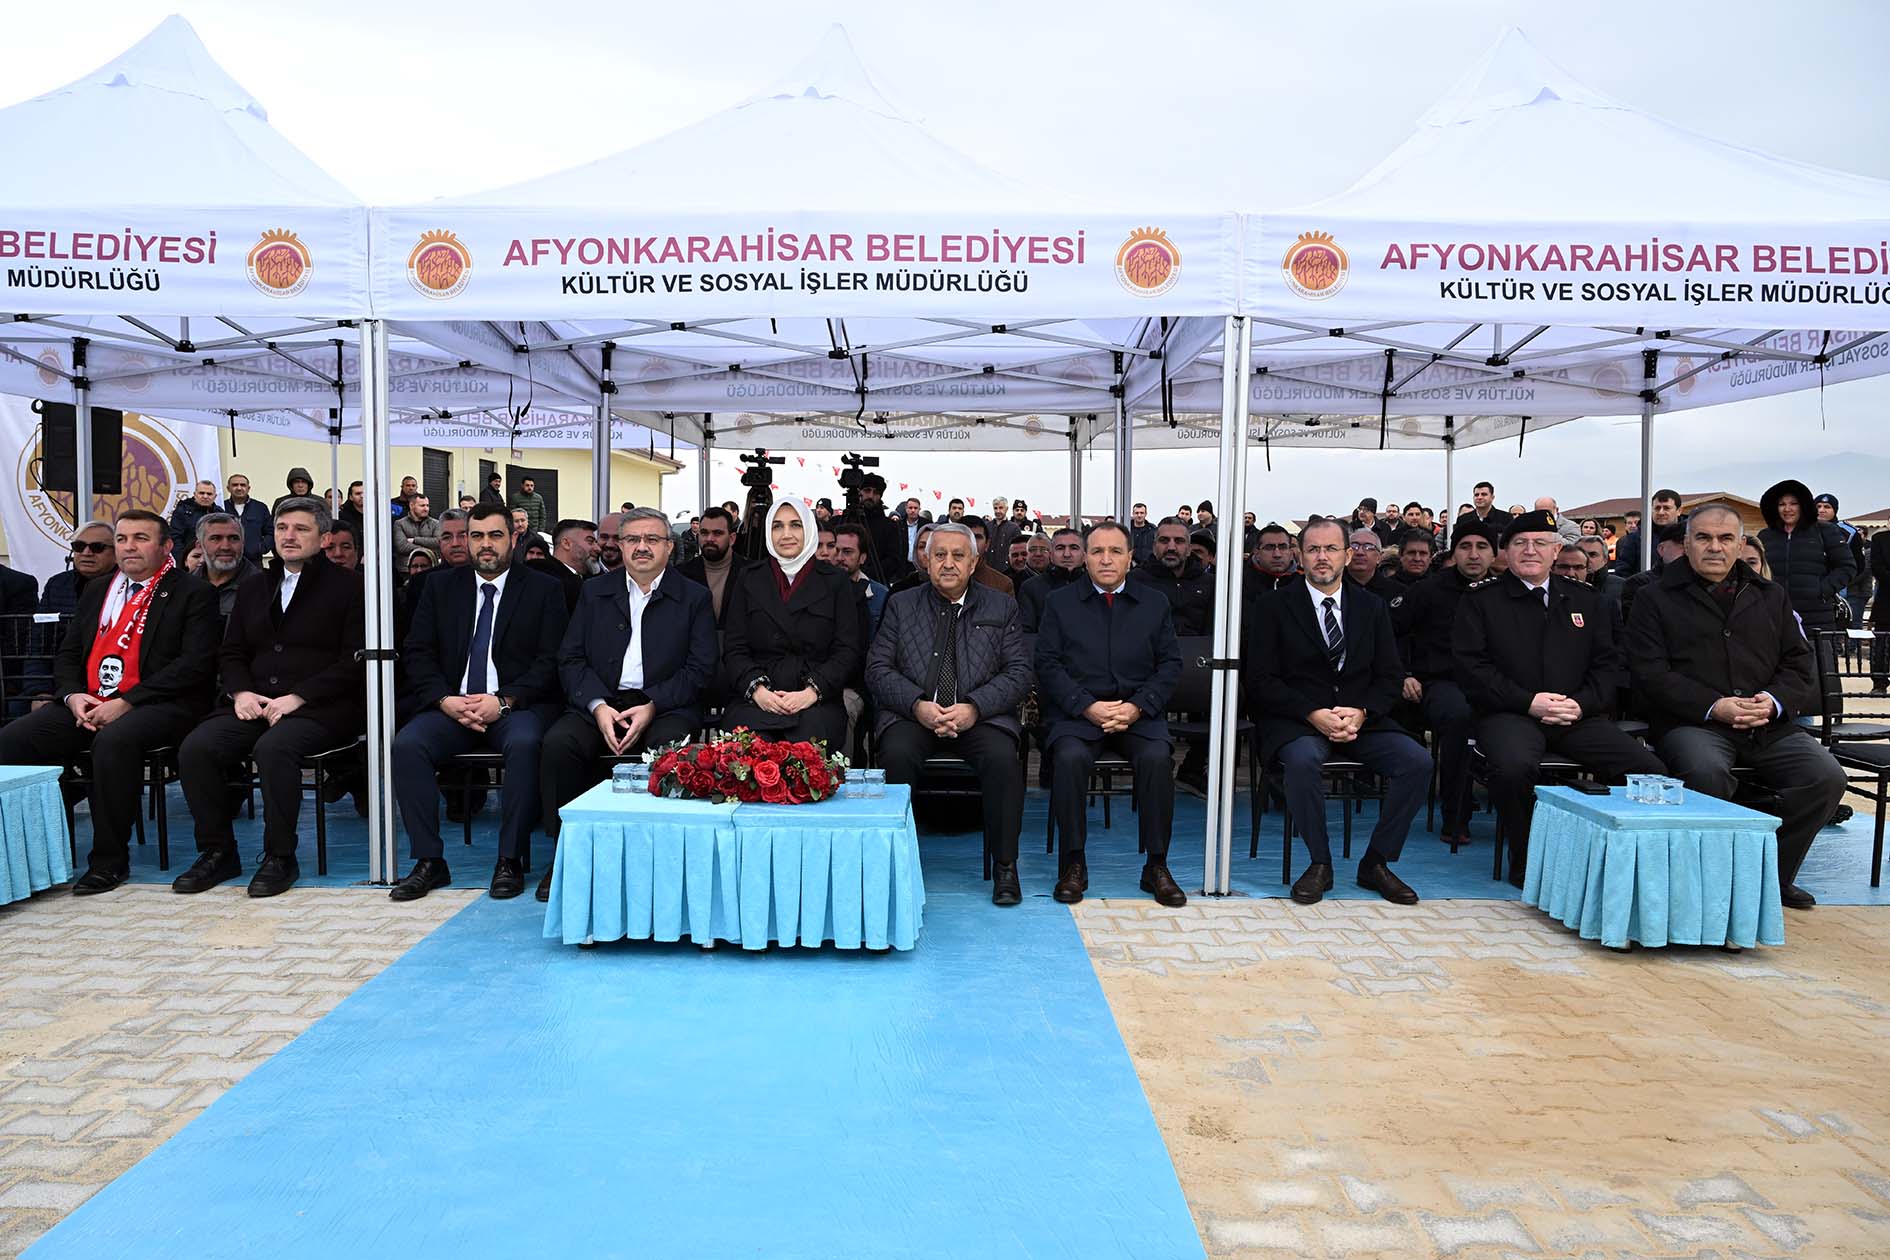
[1757, 479, 1855, 630]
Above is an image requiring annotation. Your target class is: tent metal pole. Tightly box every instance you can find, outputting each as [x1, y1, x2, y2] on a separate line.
[1443, 416, 1455, 535]
[357, 319, 397, 886]
[1640, 350, 1658, 571]
[697, 417, 713, 509]
[71, 338, 93, 524]
[1068, 426, 1082, 528]
[1203, 315, 1249, 897]
[1112, 390, 1130, 522]
[592, 343, 614, 519]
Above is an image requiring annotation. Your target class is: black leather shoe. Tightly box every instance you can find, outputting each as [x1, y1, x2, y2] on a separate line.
[991, 861, 1022, 907]
[1290, 862, 1333, 905]
[1141, 862, 1188, 907]
[172, 849, 241, 894]
[1358, 859, 1420, 905]
[389, 858, 451, 902]
[1052, 859, 1088, 905]
[247, 855, 299, 899]
[535, 865, 555, 902]
[72, 864, 129, 896]
[1781, 883, 1817, 910]
[489, 857, 525, 900]
[1176, 768, 1209, 798]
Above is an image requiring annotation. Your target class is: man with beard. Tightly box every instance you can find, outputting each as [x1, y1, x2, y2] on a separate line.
[1017, 527, 1086, 632]
[1249, 518, 1430, 906]
[1451, 480, 1512, 548]
[174, 498, 364, 898]
[1390, 519, 1497, 848]
[194, 513, 260, 620]
[1131, 516, 1215, 794]
[675, 506, 750, 624]
[0, 510, 218, 895]
[390, 504, 569, 901]
[531, 519, 595, 613]
[393, 494, 443, 567]
[595, 512, 624, 571]
[855, 472, 911, 584]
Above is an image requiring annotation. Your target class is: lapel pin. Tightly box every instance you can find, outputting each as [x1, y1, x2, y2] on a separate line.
[1570, 612, 1584, 628]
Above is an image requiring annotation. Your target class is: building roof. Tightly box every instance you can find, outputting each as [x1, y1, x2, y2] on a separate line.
[1562, 492, 1759, 519]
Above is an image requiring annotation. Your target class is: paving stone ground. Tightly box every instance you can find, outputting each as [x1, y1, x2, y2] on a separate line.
[1077, 897, 1890, 1259]
[0, 885, 474, 1258]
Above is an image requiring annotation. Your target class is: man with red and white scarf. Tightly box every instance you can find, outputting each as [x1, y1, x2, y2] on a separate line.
[0, 509, 219, 894]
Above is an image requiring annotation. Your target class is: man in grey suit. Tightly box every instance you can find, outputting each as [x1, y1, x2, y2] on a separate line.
[866, 523, 1032, 906]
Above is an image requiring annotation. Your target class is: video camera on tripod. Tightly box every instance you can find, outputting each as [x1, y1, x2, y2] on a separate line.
[737, 447, 784, 492]
[836, 450, 880, 518]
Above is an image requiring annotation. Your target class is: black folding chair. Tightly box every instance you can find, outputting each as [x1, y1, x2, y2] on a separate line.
[63, 745, 177, 870]
[1165, 635, 1260, 847]
[1813, 629, 1890, 884]
[1256, 753, 1386, 884]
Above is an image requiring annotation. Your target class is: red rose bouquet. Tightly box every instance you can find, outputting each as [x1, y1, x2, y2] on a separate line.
[646, 728, 848, 805]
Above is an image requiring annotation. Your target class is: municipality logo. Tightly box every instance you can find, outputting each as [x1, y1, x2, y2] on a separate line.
[407, 230, 472, 299]
[1281, 230, 1348, 301]
[1115, 227, 1181, 298]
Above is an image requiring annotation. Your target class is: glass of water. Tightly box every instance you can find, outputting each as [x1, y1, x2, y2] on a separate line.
[843, 768, 867, 798]
[611, 762, 637, 793]
[1657, 776, 1685, 806]
[864, 768, 887, 798]
[1625, 775, 1652, 804]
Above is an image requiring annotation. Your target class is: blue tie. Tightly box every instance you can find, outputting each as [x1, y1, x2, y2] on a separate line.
[467, 583, 496, 695]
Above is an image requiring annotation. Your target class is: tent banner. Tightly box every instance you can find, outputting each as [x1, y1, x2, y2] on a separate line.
[0, 210, 368, 318]
[0, 394, 222, 584]
[1251, 219, 1890, 328]
[0, 339, 584, 415]
[703, 410, 1076, 453]
[369, 211, 1239, 320]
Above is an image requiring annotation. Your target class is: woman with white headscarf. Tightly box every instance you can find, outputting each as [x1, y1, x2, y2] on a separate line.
[718, 496, 862, 748]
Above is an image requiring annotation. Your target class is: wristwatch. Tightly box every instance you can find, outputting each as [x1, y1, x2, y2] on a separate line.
[496, 695, 514, 718]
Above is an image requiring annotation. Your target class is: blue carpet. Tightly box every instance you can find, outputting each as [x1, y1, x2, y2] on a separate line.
[30, 867, 1205, 1260]
[115, 784, 1890, 905]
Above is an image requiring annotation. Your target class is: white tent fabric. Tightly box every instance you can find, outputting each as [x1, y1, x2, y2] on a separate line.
[1208, 28, 1890, 450]
[0, 15, 366, 318]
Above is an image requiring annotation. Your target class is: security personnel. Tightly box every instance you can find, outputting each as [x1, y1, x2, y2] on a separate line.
[1453, 509, 1665, 885]
[1390, 518, 1499, 847]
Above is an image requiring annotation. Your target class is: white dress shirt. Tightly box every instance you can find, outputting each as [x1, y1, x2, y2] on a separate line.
[99, 572, 143, 627]
[1519, 576, 1550, 607]
[459, 569, 509, 695]
[1306, 580, 1346, 668]
[278, 567, 302, 612]
[588, 570, 664, 711]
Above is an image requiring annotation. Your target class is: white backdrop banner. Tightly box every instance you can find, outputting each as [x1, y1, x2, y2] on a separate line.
[0, 395, 222, 584]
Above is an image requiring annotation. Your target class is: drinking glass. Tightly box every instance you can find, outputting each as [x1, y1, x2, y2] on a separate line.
[864, 769, 887, 799]
[611, 763, 637, 794]
[1625, 775, 1652, 804]
[1657, 776, 1685, 806]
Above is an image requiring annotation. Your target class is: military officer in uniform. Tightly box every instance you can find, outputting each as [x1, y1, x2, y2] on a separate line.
[1453, 510, 1665, 885]
[1390, 518, 1499, 847]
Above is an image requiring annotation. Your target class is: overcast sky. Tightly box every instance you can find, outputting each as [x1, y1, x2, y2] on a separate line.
[7, 0, 1888, 518]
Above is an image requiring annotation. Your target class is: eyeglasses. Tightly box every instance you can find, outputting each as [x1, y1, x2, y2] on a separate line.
[71, 540, 111, 554]
[1349, 542, 1380, 552]
[621, 534, 671, 548]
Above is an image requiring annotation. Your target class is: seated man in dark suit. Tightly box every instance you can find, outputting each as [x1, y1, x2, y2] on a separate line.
[1454, 510, 1666, 886]
[1034, 521, 1186, 907]
[0, 510, 219, 894]
[866, 523, 1032, 906]
[1626, 503, 1846, 911]
[1249, 517, 1431, 906]
[390, 504, 570, 902]
[537, 507, 718, 900]
[175, 498, 365, 898]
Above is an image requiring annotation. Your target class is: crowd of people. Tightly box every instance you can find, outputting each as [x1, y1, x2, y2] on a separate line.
[0, 464, 1877, 915]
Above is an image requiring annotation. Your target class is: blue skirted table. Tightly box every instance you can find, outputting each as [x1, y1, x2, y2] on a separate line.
[1522, 785, 1785, 949]
[0, 765, 72, 905]
[543, 783, 925, 950]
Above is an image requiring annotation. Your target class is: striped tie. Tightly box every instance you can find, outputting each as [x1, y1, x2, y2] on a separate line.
[1322, 596, 1345, 671]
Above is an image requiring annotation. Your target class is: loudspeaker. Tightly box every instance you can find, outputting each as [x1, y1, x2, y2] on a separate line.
[33, 400, 123, 495]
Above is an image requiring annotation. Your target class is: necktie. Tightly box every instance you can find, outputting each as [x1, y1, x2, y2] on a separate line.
[126, 582, 142, 603]
[1541, 587, 1550, 610]
[467, 583, 497, 695]
[934, 604, 961, 707]
[1322, 596, 1345, 671]
[1103, 591, 1115, 607]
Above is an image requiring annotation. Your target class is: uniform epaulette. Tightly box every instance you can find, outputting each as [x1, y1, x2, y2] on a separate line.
[1468, 576, 1502, 589]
